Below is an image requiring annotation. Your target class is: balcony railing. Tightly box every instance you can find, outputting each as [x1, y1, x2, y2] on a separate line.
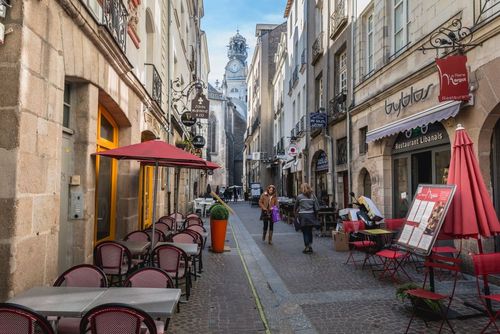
[290, 127, 297, 140]
[311, 32, 324, 64]
[145, 64, 162, 106]
[474, 0, 500, 24]
[330, 0, 348, 39]
[102, 0, 128, 53]
[328, 92, 347, 122]
[292, 65, 299, 86]
[297, 116, 306, 136]
[288, 79, 293, 96]
[300, 49, 307, 73]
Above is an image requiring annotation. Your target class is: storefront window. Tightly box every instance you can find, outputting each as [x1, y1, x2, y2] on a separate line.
[435, 150, 451, 184]
[394, 157, 409, 218]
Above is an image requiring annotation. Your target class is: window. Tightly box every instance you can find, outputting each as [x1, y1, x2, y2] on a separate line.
[337, 137, 347, 165]
[315, 74, 323, 110]
[338, 51, 347, 93]
[209, 116, 217, 153]
[297, 93, 301, 119]
[230, 88, 239, 93]
[63, 83, 71, 128]
[359, 127, 368, 155]
[393, 0, 409, 54]
[366, 13, 374, 73]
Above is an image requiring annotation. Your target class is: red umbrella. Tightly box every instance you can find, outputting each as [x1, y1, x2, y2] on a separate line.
[141, 160, 220, 170]
[93, 140, 207, 251]
[442, 124, 500, 243]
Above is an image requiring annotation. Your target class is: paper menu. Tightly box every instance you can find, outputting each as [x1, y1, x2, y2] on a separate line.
[414, 201, 429, 223]
[407, 199, 422, 222]
[418, 234, 433, 251]
[398, 225, 414, 244]
[408, 227, 423, 247]
[421, 201, 436, 224]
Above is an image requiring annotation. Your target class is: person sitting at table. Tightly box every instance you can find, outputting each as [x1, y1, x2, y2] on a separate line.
[294, 183, 320, 254]
[259, 185, 279, 245]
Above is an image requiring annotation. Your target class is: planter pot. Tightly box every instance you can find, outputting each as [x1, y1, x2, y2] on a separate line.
[410, 299, 442, 321]
[210, 219, 228, 253]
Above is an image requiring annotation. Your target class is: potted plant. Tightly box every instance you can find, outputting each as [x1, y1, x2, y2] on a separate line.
[209, 203, 229, 253]
[175, 139, 188, 149]
[396, 282, 443, 320]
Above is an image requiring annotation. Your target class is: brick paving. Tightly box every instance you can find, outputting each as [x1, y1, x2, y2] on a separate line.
[168, 203, 498, 333]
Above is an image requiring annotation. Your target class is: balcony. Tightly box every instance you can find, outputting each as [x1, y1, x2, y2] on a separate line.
[336, 137, 348, 165]
[300, 49, 307, 73]
[297, 116, 306, 137]
[330, 0, 348, 39]
[145, 64, 162, 106]
[102, 0, 128, 53]
[290, 127, 297, 141]
[288, 79, 293, 96]
[311, 32, 324, 65]
[474, 0, 500, 24]
[328, 92, 347, 123]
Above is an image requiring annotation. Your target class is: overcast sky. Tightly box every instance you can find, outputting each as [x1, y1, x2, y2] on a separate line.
[202, 0, 288, 86]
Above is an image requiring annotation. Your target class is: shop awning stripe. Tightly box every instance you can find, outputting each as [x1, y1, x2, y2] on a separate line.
[366, 101, 461, 143]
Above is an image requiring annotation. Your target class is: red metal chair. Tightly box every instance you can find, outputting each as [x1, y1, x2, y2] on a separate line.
[0, 303, 55, 334]
[93, 241, 132, 286]
[79, 303, 158, 334]
[373, 248, 411, 283]
[472, 253, 500, 334]
[405, 254, 462, 334]
[53, 264, 108, 334]
[124, 230, 150, 242]
[384, 218, 406, 231]
[343, 221, 376, 268]
[153, 244, 191, 300]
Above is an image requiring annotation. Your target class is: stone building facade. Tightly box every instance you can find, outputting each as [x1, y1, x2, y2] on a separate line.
[0, 0, 208, 299]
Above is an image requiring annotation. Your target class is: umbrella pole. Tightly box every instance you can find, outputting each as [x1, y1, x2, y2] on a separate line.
[174, 167, 181, 230]
[150, 161, 159, 260]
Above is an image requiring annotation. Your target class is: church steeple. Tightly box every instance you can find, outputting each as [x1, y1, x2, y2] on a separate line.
[227, 30, 248, 62]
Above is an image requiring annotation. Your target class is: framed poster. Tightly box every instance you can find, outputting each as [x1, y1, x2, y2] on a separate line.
[396, 184, 456, 256]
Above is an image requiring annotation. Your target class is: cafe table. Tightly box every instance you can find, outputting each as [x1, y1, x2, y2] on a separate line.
[156, 241, 198, 256]
[358, 228, 395, 250]
[7, 286, 181, 319]
[116, 240, 150, 257]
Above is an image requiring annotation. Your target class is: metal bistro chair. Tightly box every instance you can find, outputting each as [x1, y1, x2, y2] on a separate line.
[183, 216, 204, 229]
[153, 244, 192, 301]
[79, 303, 158, 334]
[53, 264, 108, 334]
[158, 216, 176, 230]
[472, 253, 500, 334]
[94, 241, 132, 287]
[0, 303, 55, 334]
[182, 229, 204, 273]
[343, 221, 377, 268]
[124, 230, 150, 242]
[186, 224, 208, 249]
[155, 222, 171, 235]
[172, 232, 202, 277]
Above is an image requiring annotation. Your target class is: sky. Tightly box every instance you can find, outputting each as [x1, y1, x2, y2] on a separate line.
[202, 0, 288, 86]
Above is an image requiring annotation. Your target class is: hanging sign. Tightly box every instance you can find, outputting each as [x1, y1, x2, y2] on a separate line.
[310, 112, 328, 129]
[191, 92, 210, 119]
[181, 112, 197, 126]
[315, 151, 328, 171]
[397, 184, 456, 256]
[436, 55, 469, 102]
[287, 144, 298, 157]
[192, 135, 206, 148]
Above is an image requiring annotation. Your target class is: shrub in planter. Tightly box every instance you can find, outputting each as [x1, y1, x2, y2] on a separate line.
[396, 282, 443, 320]
[209, 204, 229, 220]
[209, 203, 229, 253]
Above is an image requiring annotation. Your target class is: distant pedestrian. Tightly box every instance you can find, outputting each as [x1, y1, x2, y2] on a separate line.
[294, 183, 320, 254]
[259, 185, 279, 245]
[233, 187, 238, 202]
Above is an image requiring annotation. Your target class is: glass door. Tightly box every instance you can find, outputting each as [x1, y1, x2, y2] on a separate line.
[95, 106, 118, 243]
[393, 157, 410, 218]
[139, 165, 154, 229]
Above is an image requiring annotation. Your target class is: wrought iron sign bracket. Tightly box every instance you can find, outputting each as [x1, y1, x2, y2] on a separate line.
[417, 18, 481, 56]
[171, 77, 207, 116]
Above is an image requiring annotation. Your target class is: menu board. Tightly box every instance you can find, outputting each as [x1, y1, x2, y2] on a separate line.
[396, 184, 456, 256]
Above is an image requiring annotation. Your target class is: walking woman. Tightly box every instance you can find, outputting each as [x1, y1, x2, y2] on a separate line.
[259, 185, 279, 244]
[295, 183, 320, 253]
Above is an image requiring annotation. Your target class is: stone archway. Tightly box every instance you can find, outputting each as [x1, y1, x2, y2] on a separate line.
[358, 168, 372, 198]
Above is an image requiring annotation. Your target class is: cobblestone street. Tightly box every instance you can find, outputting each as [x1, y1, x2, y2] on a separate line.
[169, 203, 498, 333]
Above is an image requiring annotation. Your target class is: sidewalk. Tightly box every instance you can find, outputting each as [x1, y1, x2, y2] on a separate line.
[170, 202, 495, 333]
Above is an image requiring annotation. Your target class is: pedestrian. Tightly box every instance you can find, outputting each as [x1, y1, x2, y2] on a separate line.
[233, 187, 238, 202]
[294, 183, 320, 254]
[259, 184, 279, 245]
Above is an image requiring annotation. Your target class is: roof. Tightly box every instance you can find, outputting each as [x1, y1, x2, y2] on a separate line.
[255, 24, 280, 37]
[208, 83, 224, 101]
[228, 98, 247, 120]
[284, 0, 293, 18]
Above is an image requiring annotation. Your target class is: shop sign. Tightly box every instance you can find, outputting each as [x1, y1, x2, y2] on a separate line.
[191, 92, 210, 119]
[385, 84, 434, 117]
[392, 124, 449, 154]
[181, 112, 197, 126]
[287, 144, 298, 157]
[192, 135, 206, 148]
[436, 55, 469, 102]
[310, 112, 328, 129]
[194, 148, 203, 157]
[315, 151, 328, 171]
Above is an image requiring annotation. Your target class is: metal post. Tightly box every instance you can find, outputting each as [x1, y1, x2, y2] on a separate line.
[151, 161, 159, 255]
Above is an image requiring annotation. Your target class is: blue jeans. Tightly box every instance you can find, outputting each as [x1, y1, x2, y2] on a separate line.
[302, 226, 313, 247]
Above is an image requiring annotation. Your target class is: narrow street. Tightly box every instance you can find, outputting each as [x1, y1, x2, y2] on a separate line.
[170, 203, 493, 334]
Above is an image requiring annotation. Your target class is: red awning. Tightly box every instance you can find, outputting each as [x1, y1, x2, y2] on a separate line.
[141, 160, 220, 170]
[93, 140, 206, 166]
[442, 125, 500, 238]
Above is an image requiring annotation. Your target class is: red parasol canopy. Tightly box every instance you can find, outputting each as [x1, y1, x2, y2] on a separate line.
[141, 159, 220, 170]
[92, 140, 206, 166]
[442, 125, 500, 239]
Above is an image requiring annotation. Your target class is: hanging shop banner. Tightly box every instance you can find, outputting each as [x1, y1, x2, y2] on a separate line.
[287, 144, 298, 157]
[191, 92, 210, 119]
[315, 151, 329, 171]
[436, 55, 469, 102]
[192, 135, 206, 148]
[310, 112, 328, 129]
[181, 112, 197, 126]
[397, 184, 456, 256]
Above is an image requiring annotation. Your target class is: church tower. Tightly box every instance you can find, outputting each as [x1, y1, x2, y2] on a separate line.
[222, 31, 248, 102]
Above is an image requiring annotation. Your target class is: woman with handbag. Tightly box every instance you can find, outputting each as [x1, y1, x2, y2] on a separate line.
[259, 185, 279, 245]
[294, 183, 320, 254]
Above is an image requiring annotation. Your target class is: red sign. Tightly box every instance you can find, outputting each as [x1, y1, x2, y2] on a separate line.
[397, 184, 456, 255]
[436, 55, 469, 102]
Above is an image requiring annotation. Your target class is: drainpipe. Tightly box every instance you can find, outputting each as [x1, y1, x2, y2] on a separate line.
[166, 0, 173, 214]
[347, 0, 356, 193]
[304, 0, 310, 184]
[325, 0, 335, 206]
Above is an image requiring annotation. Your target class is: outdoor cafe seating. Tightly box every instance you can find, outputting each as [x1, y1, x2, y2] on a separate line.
[0, 303, 55, 334]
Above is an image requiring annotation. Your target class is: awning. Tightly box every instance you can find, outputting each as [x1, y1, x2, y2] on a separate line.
[282, 160, 294, 170]
[366, 101, 461, 143]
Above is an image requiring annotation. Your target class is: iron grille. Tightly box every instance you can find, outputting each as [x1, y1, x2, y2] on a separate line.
[337, 137, 347, 165]
[330, 0, 348, 39]
[311, 32, 324, 64]
[474, 0, 500, 24]
[102, 0, 128, 53]
[145, 63, 162, 106]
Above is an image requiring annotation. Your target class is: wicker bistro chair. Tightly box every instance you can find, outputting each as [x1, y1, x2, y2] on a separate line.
[405, 254, 462, 334]
[343, 221, 377, 268]
[144, 228, 167, 244]
[80, 303, 159, 334]
[155, 222, 171, 235]
[183, 216, 204, 229]
[94, 241, 133, 287]
[186, 225, 207, 249]
[0, 303, 55, 334]
[124, 230, 150, 242]
[52, 264, 108, 334]
[172, 231, 203, 277]
[158, 216, 176, 230]
[186, 213, 200, 219]
[153, 244, 192, 300]
[472, 253, 500, 334]
[182, 230, 204, 273]
[169, 212, 184, 221]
